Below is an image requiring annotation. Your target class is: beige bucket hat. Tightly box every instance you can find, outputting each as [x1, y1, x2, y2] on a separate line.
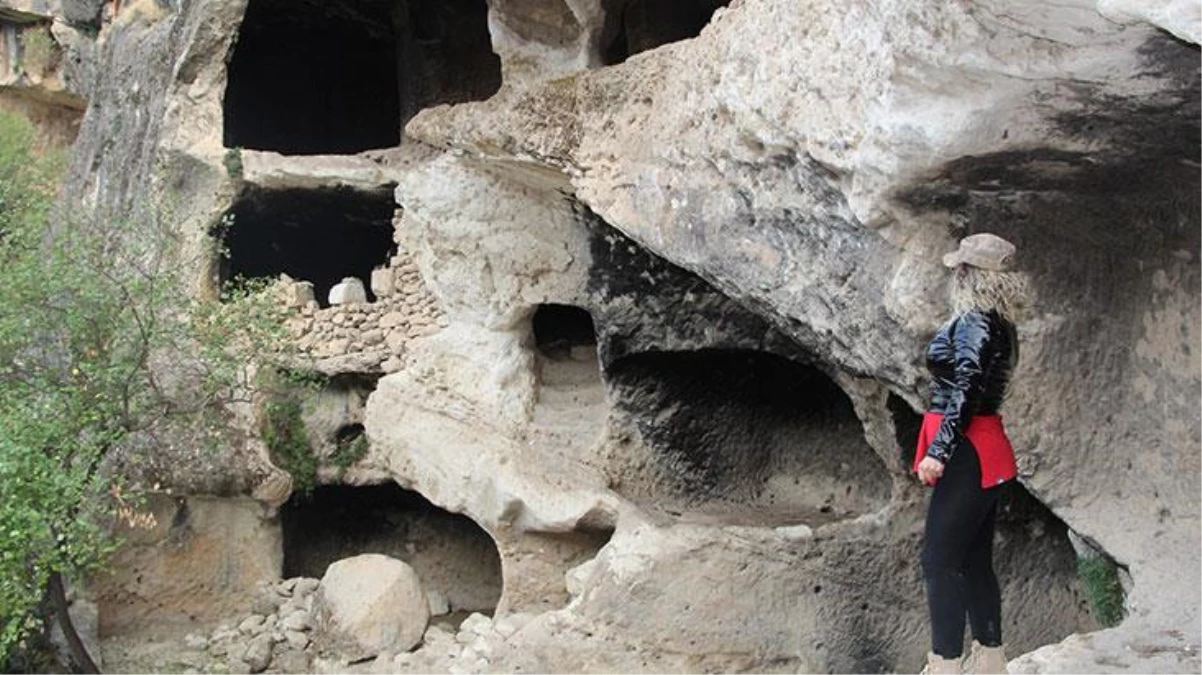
[942, 233, 1016, 271]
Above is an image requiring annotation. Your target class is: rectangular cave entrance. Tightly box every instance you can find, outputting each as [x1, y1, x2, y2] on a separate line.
[223, 0, 500, 155]
[217, 186, 396, 307]
[530, 303, 606, 440]
[603, 0, 730, 65]
[606, 348, 891, 526]
[533, 303, 596, 358]
[282, 483, 503, 618]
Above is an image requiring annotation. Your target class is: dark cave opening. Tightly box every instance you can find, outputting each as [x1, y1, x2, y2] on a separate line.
[530, 303, 605, 438]
[224, 0, 500, 155]
[218, 187, 396, 307]
[603, 0, 730, 65]
[887, 393, 923, 471]
[606, 349, 891, 526]
[395, 0, 502, 124]
[224, 0, 401, 154]
[334, 423, 365, 448]
[533, 303, 597, 357]
[282, 483, 503, 616]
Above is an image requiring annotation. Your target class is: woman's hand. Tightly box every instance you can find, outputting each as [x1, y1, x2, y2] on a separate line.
[917, 456, 946, 486]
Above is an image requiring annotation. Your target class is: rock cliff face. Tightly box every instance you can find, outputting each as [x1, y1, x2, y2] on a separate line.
[4, 0, 1198, 672]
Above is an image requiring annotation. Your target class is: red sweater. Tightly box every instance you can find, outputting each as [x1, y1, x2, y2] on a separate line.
[914, 412, 1017, 489]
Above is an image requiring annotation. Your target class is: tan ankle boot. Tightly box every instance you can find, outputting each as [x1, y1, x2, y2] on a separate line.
[920, 652, 962, 674]
[962, 640, 1008, 674]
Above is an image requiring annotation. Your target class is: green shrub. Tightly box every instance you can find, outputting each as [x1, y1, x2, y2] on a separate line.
[0, 109, 296, 667]
[259, 369, 326, 496]
[331, 433, 369, 477]
[263, 395, 317, 496]
[1078, 555, 1125, 628]
[222, 147, 243, 180]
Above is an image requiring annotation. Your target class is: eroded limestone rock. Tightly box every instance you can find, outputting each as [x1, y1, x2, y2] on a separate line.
[27, 0, 1200, 671]
[313, 554, 430, 660]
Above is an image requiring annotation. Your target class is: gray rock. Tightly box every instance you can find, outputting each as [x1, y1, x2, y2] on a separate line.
[273, 649, 311, 674]
[280, 610, 312, 632]
[243, 635, 274, 674]
[284, 630, 309, 651]
[491, 614, 529, 639]
[426, 588, 450, 616]
[293, 578, 320, 597]
[184, 632, 210, 650]
[251, 593, 283, 617]
[459, 613, 492, 636]
[238, 615, 266, 635]
[61, 0, 104, 25]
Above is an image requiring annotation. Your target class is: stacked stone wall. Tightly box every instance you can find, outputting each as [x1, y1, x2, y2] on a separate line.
[280, 246, 446, 374]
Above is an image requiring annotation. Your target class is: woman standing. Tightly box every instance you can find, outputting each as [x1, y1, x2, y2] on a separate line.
[914, 233, 1031, 675]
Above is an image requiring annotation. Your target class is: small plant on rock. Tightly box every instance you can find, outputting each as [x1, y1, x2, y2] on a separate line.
[1078, 554, 1126, 628]
[331, 430, 369, 478]
[263, 391, 317, 496]
[222, 147, 244, 181]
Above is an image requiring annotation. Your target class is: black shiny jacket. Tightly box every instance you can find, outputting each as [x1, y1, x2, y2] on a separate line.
[924, 308, 1018, 463]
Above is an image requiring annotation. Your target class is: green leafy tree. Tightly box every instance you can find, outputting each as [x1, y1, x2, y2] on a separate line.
[0, 110, 290, 670]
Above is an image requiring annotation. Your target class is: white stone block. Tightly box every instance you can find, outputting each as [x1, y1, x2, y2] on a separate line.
[328, 277, 367, 306]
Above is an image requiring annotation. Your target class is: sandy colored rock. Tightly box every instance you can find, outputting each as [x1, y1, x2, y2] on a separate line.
[371, 267, 395, 297]
[313, 554, 430, 660]
[241, 634, 272, 673]
[92, 497, 283, 637]
[27, 0, 1201, 672]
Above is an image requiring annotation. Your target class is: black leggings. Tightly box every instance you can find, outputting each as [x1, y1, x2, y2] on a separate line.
[921, 439, 1004, 658]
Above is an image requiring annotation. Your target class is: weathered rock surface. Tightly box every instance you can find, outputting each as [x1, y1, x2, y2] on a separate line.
[91, 495, 283, 638]
[405, 0, 1200, 669]
[313, 554, 429, 660]
[15, 0, 1200, 672]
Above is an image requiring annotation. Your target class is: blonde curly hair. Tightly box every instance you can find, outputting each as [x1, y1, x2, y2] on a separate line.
[950, 266, 1033, 322]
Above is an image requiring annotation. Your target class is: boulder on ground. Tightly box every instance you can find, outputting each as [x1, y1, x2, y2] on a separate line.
[313, 554, 429, 660]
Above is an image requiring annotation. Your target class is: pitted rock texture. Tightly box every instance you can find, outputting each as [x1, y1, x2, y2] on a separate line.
[20, 0, 1201, 672]
[605, 349, 893, 526]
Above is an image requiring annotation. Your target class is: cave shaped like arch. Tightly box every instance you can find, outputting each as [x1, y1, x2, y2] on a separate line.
[603, 0, 730, 65]
[606, 348, 891, 526]
[282, 483, 503, 617]
[224, 0, 500, 155]
[217, 186, 396, 307]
